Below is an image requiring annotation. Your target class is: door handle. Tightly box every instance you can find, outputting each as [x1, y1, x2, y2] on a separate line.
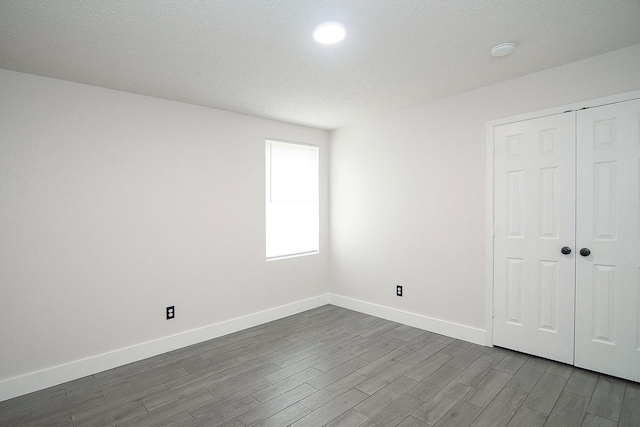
[561, 246, 572, 255]
[580, 248, 591, 256]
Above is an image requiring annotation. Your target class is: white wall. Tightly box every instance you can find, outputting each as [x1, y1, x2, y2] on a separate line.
[3, 43, 640, 400]
[0, 69, 329, 387]
[329, 44, 640, 332]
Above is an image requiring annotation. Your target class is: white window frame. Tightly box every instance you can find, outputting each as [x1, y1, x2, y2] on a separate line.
[265, 139, 319, 260]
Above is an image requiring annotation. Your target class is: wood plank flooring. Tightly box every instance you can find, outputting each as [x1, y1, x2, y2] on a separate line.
[1, 305, 639, 427]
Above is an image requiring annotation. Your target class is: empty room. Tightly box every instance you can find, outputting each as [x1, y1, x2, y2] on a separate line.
[1, 1, 640, 426]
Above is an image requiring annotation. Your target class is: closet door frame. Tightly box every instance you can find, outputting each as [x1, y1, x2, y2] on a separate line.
[486, 89, 640, 348]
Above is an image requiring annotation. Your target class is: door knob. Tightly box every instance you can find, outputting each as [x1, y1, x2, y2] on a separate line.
[580, 248, 591, 256]
[561, 246, 572, 255]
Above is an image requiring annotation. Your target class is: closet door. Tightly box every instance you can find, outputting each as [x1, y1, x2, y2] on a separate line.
[493, 112, 576, 364]
[575, 99, 640, 382]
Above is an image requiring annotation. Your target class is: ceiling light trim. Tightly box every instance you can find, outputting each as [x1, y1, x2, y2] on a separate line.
[313, 22, 346, 45]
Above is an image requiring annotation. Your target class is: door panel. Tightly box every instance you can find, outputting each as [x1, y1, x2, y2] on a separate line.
[575, 99, 640, 382]
[493, 112, 576, 364]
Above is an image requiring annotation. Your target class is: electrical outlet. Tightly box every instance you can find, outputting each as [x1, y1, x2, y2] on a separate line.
[166, 306, 175, 320]
[396, 285, 403, 297]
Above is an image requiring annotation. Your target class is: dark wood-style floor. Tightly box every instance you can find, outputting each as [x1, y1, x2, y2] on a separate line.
[1, 305, 639, 427]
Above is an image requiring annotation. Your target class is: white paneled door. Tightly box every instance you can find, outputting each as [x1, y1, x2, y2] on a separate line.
[493, 98, 640, 382]
[575, 99, 640, 382]
[493, 112, 577, 365]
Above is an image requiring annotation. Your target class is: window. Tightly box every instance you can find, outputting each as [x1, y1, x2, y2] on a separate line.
[265, 140, 319, 260]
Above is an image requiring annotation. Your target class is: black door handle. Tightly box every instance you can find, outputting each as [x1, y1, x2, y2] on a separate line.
[561, 246, 572, 255]
[580, 248, 591, 256]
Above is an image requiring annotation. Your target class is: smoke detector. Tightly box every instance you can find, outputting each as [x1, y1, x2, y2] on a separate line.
[491, 43, 515, 57]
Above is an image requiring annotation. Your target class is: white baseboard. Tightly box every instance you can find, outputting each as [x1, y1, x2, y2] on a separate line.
[0, 294, 330, 403]
[1, 293, 487, 402]
[328, 294, 487, 346]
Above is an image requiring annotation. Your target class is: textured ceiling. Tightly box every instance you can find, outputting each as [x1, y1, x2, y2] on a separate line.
[1, 1, 640, 130]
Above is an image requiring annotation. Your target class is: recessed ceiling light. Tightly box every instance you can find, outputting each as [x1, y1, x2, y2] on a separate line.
[491, 43, 515, 57]
[313, 22, 346, 45]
